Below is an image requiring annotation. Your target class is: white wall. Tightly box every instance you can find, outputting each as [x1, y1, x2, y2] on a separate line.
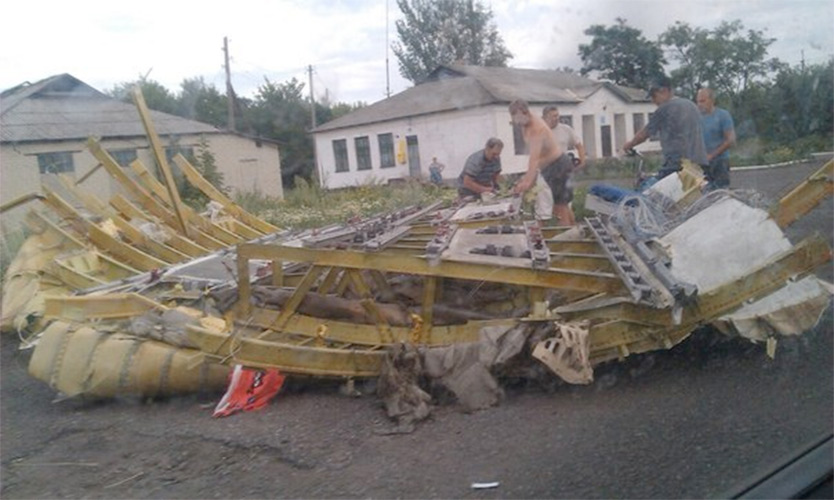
[315, 106, 497, 189]
[314, 88, 661, 189]
[206, 135, 283, 199]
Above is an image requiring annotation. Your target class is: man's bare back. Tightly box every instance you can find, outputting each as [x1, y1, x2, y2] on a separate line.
[509, 100, 562, 194]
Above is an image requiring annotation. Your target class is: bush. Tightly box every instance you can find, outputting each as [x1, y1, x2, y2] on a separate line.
[762, 146, 796, 165]
[0, 226, 27, 287]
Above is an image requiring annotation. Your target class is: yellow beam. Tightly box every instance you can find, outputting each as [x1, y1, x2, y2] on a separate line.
[244, 306, 512, 346]
[770, 160, 833, 228]
[173, 154, 280, 235]
[109, 194, 221, 253]
[0, 193, 44, 214]
[131, 87, 191, 238]
[41, 188, 167, 272]
[128, 159, 243, 245]
[188, 325, 384, 377]
[258, 265, 325, 335]
[238, 243, 625, 294]
[44, 293, 167, 321]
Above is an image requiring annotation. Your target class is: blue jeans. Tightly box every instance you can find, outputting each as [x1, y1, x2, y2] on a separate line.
[706, 157, 730, 189]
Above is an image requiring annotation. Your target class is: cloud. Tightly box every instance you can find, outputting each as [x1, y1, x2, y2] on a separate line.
[1, 0, 831, 104]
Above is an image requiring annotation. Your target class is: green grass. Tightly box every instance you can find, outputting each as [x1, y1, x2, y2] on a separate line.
[237, 176, 457, 229]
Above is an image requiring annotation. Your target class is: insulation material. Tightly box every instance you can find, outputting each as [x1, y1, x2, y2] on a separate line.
[1, 226, 76, 331]
[713, 276, 833, 342]
[132, 219, 171, 244]
[531, 320, 593, 384]
[1, 273, 44, 332]
[129, 307, 203, 347]
[420, 324, 528, 411]
[28, 321, 230, 398]
[377, 343, 432, 432]
[646, 173, 685, 202]
[99, 219, 121, 239]
[660, 197, 793, 293]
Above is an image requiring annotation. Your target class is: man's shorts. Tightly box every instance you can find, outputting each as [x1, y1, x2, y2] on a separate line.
[540, 154, 574, 204]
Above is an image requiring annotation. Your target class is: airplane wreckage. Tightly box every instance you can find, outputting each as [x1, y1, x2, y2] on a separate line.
[2, 90, 832, 422]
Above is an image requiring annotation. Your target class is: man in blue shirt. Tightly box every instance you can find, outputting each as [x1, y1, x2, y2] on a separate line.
[457, 138, 504, 199]
[623, 75, 708, 179]
[697, 87, 736, 189]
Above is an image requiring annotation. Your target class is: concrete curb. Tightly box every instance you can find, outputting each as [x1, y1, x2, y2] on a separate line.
[733, 152, 834, 171]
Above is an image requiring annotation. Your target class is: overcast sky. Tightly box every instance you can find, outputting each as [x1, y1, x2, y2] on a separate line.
[2, 0, 832, 104]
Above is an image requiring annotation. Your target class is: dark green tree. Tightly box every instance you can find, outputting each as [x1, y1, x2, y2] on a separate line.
[177, 77, 227, 129]
[660, 20, 785, 100]
[107, 76, 178, 114]
[178, 136, 227, 209]
[766, 58, 834, 143]
[249, 77, 314, 188]
[578, 18, 666, 89]
[392, 0, 513, 83]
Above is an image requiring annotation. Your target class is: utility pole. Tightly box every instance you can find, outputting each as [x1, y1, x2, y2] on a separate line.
[385, 0, 391, 98]
[223, 36, 236, 131]
[308, 64, 322, 187]
[308, 64, 316, 128]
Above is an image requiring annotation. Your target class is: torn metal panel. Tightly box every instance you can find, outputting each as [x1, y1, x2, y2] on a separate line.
[661, 196, 793, 293]
[713, 276, 833, 341]
[532, 320, 593, 384]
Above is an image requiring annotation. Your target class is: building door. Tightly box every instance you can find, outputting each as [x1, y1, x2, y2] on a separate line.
[614, 113, 626, 152]
[406, 135, 421, 178]
[582, 115, 596, 159]
[600, 125, 612, 157]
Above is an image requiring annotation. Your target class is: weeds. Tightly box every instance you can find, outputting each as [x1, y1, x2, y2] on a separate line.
[241, 177, 457, 229]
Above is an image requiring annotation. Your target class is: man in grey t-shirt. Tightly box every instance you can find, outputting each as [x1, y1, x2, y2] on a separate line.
[457, 138, 504, 199]
[623, 76, 708, 179]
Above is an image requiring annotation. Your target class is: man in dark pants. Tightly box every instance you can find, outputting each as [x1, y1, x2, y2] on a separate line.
[697, 87, 736, 189]
[623, 75, 708, 179]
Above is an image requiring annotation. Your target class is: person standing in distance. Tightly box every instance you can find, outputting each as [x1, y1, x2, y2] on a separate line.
[697, 87, 736, 189]
[622, 75, 708, 179]
[428, 157, 446, 185]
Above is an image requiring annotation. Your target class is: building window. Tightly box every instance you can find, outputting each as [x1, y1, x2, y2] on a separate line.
[37, 152, 74, 174]
[333, 139, 349, 172]
[165, 146, 195, 164]
[512, 124, 528, 155]
[355, 136, 372, 171]
[108, 148, 137, 168]
[632, 113, 645, 134]
[378, 133, 395, 168]
[560, 115, 574, 127]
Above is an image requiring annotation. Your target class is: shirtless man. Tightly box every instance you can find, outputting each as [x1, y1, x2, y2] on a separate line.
[509, 99, 570, 223]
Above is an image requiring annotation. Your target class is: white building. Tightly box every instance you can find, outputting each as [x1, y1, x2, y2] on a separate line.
[1, 74, 283, 236]
[312, 65, 660, 189]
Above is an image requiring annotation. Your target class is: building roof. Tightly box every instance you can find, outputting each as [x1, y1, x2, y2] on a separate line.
[313, 64, 649, 133]
[1, 74, 219, 143]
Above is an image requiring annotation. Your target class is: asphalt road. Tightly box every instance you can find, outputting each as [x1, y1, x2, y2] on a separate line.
[1, 158, 832, 499]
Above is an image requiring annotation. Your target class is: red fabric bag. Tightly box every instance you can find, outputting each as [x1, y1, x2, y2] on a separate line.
[213, 365, 285, 417]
